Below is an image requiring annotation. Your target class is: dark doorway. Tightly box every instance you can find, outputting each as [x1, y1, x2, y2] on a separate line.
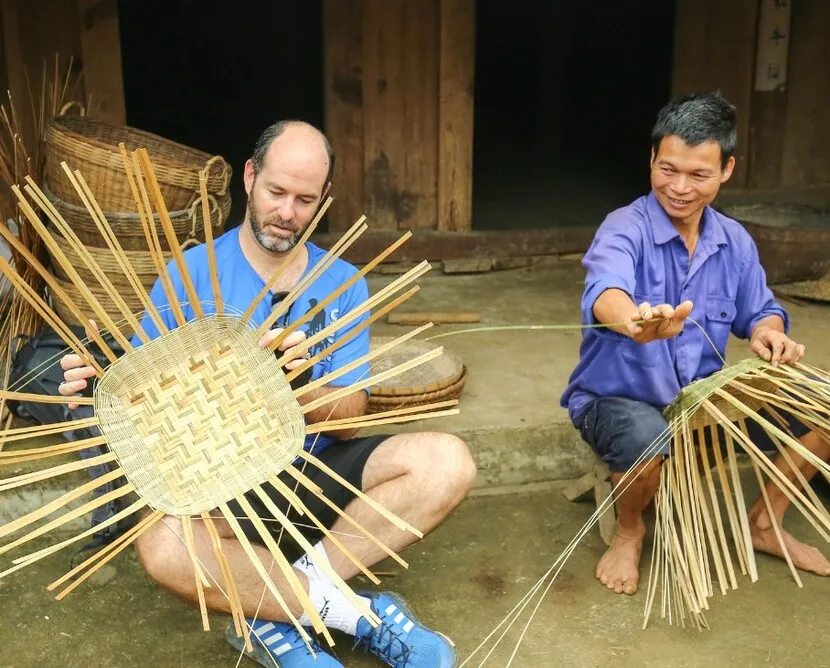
[118, 0, 325, 230]
[472, 0, 676, 231]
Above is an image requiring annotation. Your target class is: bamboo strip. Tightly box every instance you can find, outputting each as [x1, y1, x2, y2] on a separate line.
[249, 484, 378, 627]
[137, 149, 204, 320]
[0, 483, 134, 556]
[0, 468, 123, 540]
[0, 223, 108, 370]
[127, 148, 185, 327]
[294, 454, 422, 537]
[305, 407, 461, 435]
[295, 322, 433, 397]
[7, 499, 147, 569]
[0, 451, 114, 493]
[234, 491, 331, 644]
[240, 197, 333, 325]
[201, 513, 249, 650]
[270, 230, 413, 347]
[749, 459, 803, 587]
[218, 503, 317, 652]
[199, 170, 223, 317]
[306, 400, 459, 432]
[0, 417, 99, 444]
[275, 261, 431, 357]
[12, 184, 132, 353]
[710, 427, 749, 576]
[269, 476, 380, 585]
[71, 168, 167, 335]
[301, 347, 443, 414]
[0, 390, 93, 406]
[258, 217, 368, 335]
[284, 285, 421, 382]
[0, 436, 108, 467]
[182, 516, 212, 631]
[50, 511, 164, 597]
[283, 466, 409, 569]
[38, 170, 149, 342]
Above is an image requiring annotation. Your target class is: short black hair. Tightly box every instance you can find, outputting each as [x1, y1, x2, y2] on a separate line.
[250, 120, 335, 187]
[651, 92, 737, 169]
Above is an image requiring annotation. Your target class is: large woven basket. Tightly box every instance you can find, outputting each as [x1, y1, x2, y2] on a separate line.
[367, 337, 467, 413]
[43, 182, 231, 251]
[45, 116, 232, 212]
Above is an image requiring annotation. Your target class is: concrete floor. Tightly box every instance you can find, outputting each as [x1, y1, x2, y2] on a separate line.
[1, 261, 829, 667]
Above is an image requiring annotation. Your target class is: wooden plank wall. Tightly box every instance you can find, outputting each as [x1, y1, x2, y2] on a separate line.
[78, 0, 126, 124]
[672, 0, 759, 189]
[323, 0, 472, 233]
[674, 0, 830, 192]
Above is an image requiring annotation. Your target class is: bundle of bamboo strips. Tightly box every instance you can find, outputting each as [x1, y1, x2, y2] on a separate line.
[0, 55, 89, 426]
[0, 144, 460, 655]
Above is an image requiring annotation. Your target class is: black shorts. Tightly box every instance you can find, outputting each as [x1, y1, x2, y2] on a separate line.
[226, 434, 390, 563]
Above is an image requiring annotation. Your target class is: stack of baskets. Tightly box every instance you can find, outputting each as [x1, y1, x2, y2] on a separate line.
[43, 116, 232, 336]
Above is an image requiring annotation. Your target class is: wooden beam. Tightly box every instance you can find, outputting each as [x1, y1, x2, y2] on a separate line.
[437, 0, 475, 232]
[401, 0, 439, 230]
[362, 0, 406, 231]
[0, 0, 28, 141]
[323, 0, 365, 233]
[77, 0, 125, 124]
[781, 0, 830, 188]
[310, 227, 594, 264]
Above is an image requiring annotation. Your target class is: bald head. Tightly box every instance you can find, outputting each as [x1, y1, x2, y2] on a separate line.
[250, 120, 334, 189]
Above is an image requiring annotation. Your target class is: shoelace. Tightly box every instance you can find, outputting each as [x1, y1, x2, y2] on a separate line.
[352, 620, 413, 665]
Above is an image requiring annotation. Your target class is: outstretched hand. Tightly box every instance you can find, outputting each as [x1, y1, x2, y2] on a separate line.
[626, 300, 694, 344]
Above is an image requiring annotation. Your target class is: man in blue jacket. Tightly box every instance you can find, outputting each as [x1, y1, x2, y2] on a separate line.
[562, 93, 830, 597]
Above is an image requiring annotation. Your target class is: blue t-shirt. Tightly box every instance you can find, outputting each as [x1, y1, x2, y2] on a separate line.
[130, 226, 371, 455]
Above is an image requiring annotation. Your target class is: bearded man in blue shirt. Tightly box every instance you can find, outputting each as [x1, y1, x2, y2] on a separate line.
[60, 120, 472, 667]
[562, 93, 830, 597]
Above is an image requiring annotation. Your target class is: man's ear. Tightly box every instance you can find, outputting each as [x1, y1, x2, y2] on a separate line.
[243, 159, 256, 195]
[720, 155, 736, 183]
[649, 147, 656, 169]
[321, 181, 332, 201]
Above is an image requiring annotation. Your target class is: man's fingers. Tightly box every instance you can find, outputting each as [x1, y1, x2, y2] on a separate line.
[751, 337, 772, 362]
[64, 366, 97, 383]
[60, 354, 85, 371]
[278, 330, 307, 352]
[796, 343, 806, 362]
[780, 339, 802, 366]
[59, 379, 87, 397]
[638, 302, 653, 320]
[258, 329, 282, 349]
[770, 338, 784, 365]
[283, 359, 307, 371]
[84, 319, 99, 340]
[674, 300, 694, 320]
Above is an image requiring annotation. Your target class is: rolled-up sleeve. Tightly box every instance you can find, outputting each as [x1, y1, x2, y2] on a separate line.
[732, 236, 790, 339]
[581, 220, 640, 331]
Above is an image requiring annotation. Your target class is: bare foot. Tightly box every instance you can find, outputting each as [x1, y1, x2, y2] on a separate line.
[596, 528, 644, 595]
[751, 524, 830, 576]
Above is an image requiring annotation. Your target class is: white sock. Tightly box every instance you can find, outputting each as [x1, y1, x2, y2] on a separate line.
[293, 541, 371, 636]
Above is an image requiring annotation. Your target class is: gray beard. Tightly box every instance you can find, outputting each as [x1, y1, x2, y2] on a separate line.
[248, 205, 299, 253]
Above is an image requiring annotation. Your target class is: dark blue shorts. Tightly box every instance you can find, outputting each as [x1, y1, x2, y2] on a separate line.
[572, 396, 811, 473]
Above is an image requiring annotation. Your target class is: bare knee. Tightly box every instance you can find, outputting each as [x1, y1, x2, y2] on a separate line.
[417, 432, 477, 507]
[134, 515, 187, 585]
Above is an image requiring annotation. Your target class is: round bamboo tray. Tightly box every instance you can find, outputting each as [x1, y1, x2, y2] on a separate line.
[45, 116, 232, 212]
[43, 182, 231, 251]
[367, 337, 467, 413]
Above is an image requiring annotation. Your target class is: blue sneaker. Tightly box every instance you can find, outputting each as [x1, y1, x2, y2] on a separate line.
[226, 619, 344, 667]
[352, 592, 457, 667]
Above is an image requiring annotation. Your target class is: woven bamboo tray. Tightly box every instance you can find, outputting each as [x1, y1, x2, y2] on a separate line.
[367, 337, 467, 413]
[45, 116, 231, 211]
[43, 182, 231, 250]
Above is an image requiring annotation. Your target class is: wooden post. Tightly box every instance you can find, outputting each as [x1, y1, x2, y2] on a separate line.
[437, 0, 475, 232]
[77, 0, 126, 124]
[323, 0, 366, 233]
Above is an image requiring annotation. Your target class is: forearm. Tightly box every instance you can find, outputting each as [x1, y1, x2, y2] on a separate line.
[751, 314, 785, 338]
[592, 288, 637, 336]
[297, 385, 368, 441]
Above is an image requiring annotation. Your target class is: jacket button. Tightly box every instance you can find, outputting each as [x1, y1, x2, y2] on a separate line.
[721, 311, 727, 318]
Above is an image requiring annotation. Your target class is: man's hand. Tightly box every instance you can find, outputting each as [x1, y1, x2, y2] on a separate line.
[627, 300, 694, 343]
[258, 328, 309, 371]
[59, 319, 100, 410]
[750, 326, 805, 366]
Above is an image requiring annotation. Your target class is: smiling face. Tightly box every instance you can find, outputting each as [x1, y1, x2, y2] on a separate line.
[650, 135, 735, 228]
[243, 125, 331, 254]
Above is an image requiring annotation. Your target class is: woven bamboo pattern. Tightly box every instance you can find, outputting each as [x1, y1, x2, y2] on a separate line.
[45, 116, 231, 211]
[97, 316, 304, 515]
